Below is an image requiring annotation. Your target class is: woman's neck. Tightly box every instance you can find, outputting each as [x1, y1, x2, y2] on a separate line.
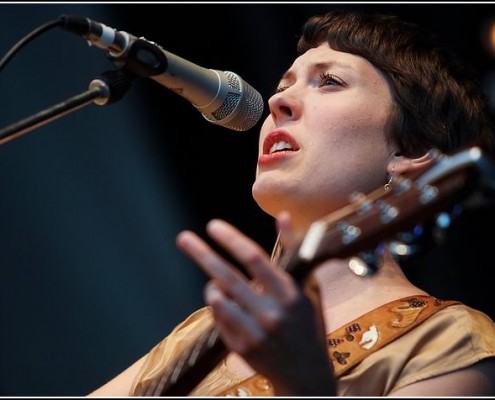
[310, 255, 429, 333]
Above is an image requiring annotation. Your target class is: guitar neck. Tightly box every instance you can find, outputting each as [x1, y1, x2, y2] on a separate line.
[156, 324, 227, 396]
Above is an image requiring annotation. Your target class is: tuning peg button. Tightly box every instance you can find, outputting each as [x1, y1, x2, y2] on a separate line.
[375, 200, 399, 223]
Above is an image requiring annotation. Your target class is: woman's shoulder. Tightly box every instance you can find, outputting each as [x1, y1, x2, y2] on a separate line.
[434, 302, 495, 328]
[431, 302, 495, 344]
[389, 300, 495, 354]
[388, 302, 495, 390]
[337, 300, 495, 395]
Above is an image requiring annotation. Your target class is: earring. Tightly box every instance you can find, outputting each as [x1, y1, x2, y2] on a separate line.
[384, 168, 395, 191]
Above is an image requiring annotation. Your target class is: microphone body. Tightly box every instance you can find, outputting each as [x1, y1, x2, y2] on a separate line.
[60, 15, 264, 132]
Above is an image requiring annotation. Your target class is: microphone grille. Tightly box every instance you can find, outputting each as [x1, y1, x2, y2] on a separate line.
[211, 92, 241, 121]
[202, 71, 264, 132]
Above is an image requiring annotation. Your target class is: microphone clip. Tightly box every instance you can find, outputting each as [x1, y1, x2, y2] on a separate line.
[111, 37, 168, 79]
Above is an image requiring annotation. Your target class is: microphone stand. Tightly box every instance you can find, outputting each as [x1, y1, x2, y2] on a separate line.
[0, 69, 135, 146]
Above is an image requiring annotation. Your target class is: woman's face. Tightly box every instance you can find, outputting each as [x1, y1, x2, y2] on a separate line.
[252, 43, 395, 232]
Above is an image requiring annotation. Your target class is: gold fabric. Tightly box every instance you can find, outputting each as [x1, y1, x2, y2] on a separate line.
[130, 298, 495, 396]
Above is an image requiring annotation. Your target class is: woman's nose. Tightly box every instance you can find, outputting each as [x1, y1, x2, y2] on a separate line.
[267, 87, 302, 125]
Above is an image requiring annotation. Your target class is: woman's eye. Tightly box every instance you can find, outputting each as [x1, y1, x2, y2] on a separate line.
[272, 73, 345, 95]
[318, 72, 346, 88]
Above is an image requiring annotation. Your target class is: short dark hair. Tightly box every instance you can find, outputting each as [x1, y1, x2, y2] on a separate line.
[297, 10, 495, 156]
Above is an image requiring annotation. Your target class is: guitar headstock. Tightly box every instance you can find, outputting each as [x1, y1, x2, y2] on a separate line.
[285, 146, 495, 281]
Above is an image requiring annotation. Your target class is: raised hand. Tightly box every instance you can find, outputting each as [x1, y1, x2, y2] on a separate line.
[175, 214, 336, 396]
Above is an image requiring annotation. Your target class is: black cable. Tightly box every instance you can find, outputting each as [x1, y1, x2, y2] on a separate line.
[0, 15, 136, 144]
[0, 18, 64, 73]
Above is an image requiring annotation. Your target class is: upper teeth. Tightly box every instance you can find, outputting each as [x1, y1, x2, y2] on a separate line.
[269, 141, 293, 154]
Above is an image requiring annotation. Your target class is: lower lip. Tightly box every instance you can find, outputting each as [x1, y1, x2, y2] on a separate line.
[258, 151, 296, 166]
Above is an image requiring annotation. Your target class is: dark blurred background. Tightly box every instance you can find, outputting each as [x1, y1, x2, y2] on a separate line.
[1, 2, 495, 396]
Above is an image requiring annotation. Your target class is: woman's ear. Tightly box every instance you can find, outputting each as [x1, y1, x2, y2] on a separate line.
[388, 149, 438, 175]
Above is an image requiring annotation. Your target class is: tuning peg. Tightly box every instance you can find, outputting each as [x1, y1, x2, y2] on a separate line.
[348, 255, 375, 277]
[348, 245, 384, 277]
[431, 206, 464, 244]
[388, 239, 420, 258]
[386, 205, 465, 261]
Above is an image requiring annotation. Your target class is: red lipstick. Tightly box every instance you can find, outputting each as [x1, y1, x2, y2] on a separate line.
[258, 130, 299, 166]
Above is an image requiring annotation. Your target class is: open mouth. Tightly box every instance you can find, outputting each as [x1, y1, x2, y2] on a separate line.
[263, 131, 299, 155]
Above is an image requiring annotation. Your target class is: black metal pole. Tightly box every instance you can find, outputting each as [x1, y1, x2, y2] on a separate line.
[0, 69, 134, 146]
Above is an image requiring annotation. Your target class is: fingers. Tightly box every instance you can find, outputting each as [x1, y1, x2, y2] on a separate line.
[176, 216, 325, 364]
[203, 281, 263, 351]
[176, 229, 255, 302]
[176, 230, 267, 351]
[204, 219, 294, 299]
[176, 218, 298, 307]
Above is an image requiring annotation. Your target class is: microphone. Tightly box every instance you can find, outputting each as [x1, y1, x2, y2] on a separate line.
[59, 15, 264, 132]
